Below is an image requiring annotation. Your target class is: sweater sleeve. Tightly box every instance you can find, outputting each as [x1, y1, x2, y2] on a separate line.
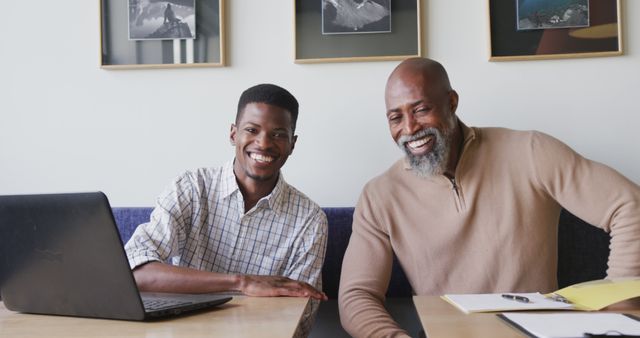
[530, 131, 640, 277]
[338, 184, 411, 338]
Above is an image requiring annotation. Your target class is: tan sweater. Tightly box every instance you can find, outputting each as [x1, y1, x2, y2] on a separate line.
[339, 123, 640, 337]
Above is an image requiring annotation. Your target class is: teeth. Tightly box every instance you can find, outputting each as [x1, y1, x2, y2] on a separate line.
[407, 136, 432, 149]
[250, 153, 274, 163]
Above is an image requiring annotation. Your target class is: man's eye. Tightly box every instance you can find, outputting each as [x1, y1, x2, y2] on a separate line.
[388, 115, 401, 123]
[245, 128, 257, 133]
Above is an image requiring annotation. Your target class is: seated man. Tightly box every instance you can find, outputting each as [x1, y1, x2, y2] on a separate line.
[338, 57, 640, 337]
[163, 3, 180, 25]
[125, 84, 328, 337]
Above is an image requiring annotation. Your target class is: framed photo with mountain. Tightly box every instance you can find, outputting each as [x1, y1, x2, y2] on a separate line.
[488, 0, 622, 61]
[100, 0, 225, 69]
[295, 0, 422, 63]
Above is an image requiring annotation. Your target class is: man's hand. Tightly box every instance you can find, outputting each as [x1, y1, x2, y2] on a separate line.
[239, 275, 328, 301]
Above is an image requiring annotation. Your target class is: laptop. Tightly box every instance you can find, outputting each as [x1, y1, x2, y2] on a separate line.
[0, 192, 232, 320]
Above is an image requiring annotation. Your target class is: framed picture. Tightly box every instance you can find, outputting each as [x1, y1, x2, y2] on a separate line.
[488, 0, 622, 61]
[100, 0, 225, 69]
[295, 0, 422, 64]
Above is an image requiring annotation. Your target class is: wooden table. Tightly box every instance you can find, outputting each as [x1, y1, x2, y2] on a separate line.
[413, 296, 640, 338]
[0, 296, 309, 338]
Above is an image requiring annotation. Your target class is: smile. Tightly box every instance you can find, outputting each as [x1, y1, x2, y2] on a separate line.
[406, 135, 434, 151]
[249, 153, 275, 163]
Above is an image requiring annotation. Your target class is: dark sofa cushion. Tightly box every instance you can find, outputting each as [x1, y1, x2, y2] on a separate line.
[112, 207, 152, 244]
[557, 209, 610, 287]
[111, 207, 611, 297]
[322, 208, 412, 298]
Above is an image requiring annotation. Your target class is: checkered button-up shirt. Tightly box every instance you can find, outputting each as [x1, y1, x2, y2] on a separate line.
[125, 161, 328, 336]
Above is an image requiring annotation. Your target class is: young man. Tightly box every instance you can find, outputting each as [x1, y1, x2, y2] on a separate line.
[338, 58, 640, 337]
[125, 84, 328, 337]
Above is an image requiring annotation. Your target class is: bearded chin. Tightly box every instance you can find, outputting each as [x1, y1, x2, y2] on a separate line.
[399, 128, 450, 178]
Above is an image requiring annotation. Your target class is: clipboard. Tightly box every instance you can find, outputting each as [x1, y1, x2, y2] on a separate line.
[497, 312, 640, 338]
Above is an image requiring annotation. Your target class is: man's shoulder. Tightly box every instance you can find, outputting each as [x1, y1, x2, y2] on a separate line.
[475, 126, 555, 142]
[281, 181, 324, 211]
[362, 158, 407, 192]
[473, 126, 563, 151]
[279, 180, 326, 221]
[173, 164, 228, 186]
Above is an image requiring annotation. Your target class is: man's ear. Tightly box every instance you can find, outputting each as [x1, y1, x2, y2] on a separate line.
[230, 123, 237, 145]
[449, 90, 459, 114]
[289, 135, 298, 155]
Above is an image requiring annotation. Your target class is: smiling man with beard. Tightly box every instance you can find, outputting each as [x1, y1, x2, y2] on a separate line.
[125, 84, 328, 337]
[338, 58, 640, 337]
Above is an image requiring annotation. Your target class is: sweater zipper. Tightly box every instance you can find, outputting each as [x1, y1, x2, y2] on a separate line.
[448, 177, 463, 212]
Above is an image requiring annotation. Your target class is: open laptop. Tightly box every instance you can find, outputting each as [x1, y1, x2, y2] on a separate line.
[0, 192, 231, 320]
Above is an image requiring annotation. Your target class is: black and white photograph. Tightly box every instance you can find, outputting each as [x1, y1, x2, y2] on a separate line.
[128, 0, 196, 40]
[516, 0, 589, 31]
[322, 0, 391, 35]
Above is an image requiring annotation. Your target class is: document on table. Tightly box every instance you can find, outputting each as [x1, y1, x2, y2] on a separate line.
[442, 278, 640, 314]
[498, 312, 640, 338]
[441, 292, 574, 314]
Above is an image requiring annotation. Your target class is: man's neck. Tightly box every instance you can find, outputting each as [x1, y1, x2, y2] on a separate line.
[235, 173, 279, 213]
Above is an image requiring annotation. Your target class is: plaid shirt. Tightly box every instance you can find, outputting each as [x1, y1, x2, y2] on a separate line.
[125, 161, 328, 337]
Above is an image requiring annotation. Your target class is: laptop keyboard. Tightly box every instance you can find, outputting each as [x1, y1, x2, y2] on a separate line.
[143, 298, 193, 311]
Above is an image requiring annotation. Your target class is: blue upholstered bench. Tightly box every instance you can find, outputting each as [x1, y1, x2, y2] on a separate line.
[112, 207, 610, 337]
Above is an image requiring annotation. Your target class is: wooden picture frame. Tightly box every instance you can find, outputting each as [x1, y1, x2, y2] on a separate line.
[100, 0, 225, 69]
[488, 0, 622, 61]
[294, 0, 423, 64]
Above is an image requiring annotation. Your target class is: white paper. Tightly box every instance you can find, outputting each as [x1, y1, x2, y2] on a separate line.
[501, 312, 640, 338]
[442, 292, 574, 313]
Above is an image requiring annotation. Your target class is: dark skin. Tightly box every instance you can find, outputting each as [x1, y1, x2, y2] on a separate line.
[385, 57, 463, 178]
[230, 102, 297, 212]
[132, 102, 327, 301]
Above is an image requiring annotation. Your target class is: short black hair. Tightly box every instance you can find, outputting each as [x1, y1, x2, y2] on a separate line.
[236, 84, 299, 132]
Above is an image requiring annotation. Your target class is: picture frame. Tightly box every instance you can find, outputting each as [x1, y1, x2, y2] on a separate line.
[488, 0, 622, 62]
[100, 0, 225, 69]
[294, 0, 422, 64]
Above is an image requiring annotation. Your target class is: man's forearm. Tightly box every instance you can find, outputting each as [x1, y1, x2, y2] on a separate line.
[339, 290, 410, 338]
[132, 262, 327, 300]
[132, 262, 242, 293]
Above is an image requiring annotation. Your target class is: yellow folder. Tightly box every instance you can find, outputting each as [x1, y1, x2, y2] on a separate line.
[549, 277, 640, 311]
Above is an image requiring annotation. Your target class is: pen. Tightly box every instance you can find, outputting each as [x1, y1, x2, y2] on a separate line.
[501, 294, 530, 303]
[547, 293, 572, 304]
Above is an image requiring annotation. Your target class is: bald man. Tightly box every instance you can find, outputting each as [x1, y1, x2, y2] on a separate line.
[338, 57, 640, 337]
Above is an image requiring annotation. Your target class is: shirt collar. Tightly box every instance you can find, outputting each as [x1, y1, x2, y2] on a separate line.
[220, 161, 239, 199]
[220, 160, 288, 215]
[266, 174, 287, 215]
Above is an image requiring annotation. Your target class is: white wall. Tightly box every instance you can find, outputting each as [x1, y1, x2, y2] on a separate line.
[1, 1, 638, 207]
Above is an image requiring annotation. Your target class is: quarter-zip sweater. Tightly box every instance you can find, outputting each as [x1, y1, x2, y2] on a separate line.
[339, 123, 640, 338]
